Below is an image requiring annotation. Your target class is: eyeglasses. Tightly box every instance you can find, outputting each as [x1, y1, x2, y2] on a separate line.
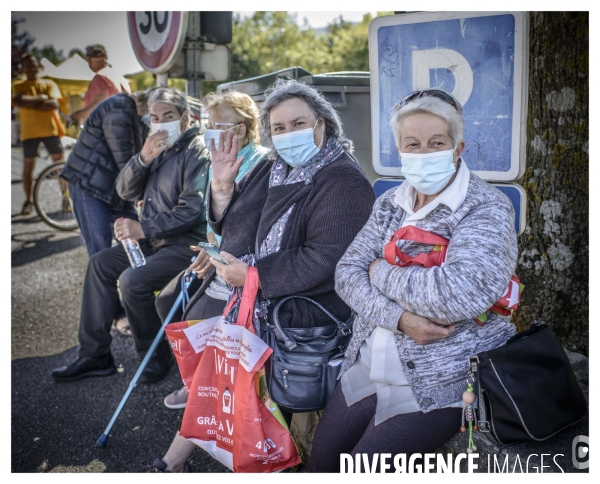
[398, 90, 458, 111]
[206, 122, 241, 130]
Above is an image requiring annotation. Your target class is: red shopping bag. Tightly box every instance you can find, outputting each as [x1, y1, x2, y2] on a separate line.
[165, 297, 238, 389]
[178, 267, 301, 472]
[165, 319, 215, 390]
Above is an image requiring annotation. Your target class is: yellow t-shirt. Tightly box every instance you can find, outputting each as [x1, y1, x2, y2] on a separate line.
[12, 79, 62, 141]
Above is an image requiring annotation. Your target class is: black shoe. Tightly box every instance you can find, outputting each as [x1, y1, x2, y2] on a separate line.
[150, 458, 190, 473]
[139, 352, 173, 385]
[51, 354, 116, 383]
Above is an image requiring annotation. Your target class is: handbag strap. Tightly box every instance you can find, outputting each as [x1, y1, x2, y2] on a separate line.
[273, 295, 352, 351]
[384, 225, 449, 268]
[236, 266, 259, 332]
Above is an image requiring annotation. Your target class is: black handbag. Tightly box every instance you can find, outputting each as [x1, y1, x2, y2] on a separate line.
[263, 295, 354, 412]
[468, 322, 587, 445]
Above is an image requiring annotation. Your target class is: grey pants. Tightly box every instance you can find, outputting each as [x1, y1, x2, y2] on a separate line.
[77, 243, 195, 360]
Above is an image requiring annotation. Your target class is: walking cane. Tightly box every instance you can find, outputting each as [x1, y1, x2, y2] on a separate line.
[97, 271, 197, 447]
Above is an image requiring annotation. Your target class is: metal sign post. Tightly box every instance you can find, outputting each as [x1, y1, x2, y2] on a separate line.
[167, 12, 231, 101]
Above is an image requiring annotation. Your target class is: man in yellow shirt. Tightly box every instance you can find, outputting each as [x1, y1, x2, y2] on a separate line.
[12, 54, 64, 215]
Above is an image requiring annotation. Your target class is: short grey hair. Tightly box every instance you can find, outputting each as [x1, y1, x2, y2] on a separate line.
[390, 92, 465, 148]
[148, 87, 189, 116]
[259, 78, 353, 154]
[130, 87, 157, 113]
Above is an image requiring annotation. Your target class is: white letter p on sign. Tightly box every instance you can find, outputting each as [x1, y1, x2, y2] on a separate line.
[411, 48, 474, 107]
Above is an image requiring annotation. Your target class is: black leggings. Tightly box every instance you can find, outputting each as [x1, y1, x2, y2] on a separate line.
[309, 384, 462, 473]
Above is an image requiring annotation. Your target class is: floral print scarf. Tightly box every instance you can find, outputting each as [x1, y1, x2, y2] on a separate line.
[259, 136, 344, 258]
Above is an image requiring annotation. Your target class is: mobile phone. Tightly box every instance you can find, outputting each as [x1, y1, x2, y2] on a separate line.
[197, 242, 230, 265]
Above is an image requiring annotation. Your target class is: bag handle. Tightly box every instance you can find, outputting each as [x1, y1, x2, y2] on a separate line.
[273, 295, 352, 351]
[385, 226, 449, 268]
[236, 266, 259, 332]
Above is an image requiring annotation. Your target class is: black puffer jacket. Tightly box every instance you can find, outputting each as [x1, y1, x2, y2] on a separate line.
[116, 126, 210, 250]
[60, 92, 148, 209]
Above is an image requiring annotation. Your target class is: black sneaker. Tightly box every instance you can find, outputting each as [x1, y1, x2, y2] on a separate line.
[51, 354, 116, 382]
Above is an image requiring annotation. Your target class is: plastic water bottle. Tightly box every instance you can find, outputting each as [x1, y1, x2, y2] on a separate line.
[122, 238, 146, 268]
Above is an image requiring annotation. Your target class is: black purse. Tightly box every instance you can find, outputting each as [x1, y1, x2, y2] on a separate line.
[263, 295, 354, 412]
[468, 322, 587, 445]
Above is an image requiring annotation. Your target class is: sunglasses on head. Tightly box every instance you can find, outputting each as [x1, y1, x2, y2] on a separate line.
[399, 90, 458, 111]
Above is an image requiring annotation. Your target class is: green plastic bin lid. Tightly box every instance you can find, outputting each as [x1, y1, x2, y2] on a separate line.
[217, 67, 313, 96]
[217, 67, 371, 96]
[300, 71, 371, 87]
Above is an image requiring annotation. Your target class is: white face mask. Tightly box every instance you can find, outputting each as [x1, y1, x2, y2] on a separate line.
[400, 148, 457, 195]
[151, 119, 181, 148]
[203, 125, 238, 150]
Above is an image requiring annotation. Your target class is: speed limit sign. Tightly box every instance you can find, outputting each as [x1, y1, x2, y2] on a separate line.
[127, 11, 189, 74]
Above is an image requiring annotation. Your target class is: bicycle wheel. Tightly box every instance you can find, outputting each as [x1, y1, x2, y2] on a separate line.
[33, 162, 78, 231]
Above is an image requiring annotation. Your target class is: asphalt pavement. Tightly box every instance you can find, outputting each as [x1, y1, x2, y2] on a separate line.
[11, 146, 229, 473]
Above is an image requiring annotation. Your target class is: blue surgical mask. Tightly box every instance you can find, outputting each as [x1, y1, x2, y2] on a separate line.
[400, 148, 457, 195]
[272, 120, 323, 168]
[141, 113, 150, 126]
[203, 126, 238, 150]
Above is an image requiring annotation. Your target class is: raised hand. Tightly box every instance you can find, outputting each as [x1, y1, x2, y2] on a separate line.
[210, 129, 244, 190]
[140, 130, 169, 164]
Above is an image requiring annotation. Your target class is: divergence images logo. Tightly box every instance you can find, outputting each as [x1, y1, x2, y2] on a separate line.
[572, 435, 589, 470]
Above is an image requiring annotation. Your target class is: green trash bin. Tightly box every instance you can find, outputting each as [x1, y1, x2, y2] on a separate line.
[217, 67, 377, 184]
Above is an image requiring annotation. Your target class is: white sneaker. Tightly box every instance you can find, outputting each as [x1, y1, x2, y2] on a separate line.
[164, 385, 189, 409]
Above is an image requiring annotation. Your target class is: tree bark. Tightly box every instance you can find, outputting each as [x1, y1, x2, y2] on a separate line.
[514, 12, 589, 354]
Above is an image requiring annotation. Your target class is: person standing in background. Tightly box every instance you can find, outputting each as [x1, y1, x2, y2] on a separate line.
[60, 89, 153, 258]
[70, 44, 131, 126]
[12, 54, 65, 215]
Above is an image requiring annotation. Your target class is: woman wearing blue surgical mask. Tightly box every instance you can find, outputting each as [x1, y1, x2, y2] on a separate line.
[309, 90, 519, 472]
[152, 79, 376, 472]
[202, 91, 270, 247]
[155, 90, 269, 412]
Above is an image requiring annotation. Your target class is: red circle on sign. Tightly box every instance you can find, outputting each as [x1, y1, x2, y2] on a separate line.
[128, 11, 184, 73]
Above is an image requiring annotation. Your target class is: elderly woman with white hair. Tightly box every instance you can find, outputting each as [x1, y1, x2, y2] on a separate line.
[152, 78, 376, 472]
[309, 89, 519, 472]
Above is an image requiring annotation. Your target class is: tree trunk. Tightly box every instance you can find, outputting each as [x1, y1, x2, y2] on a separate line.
[514, 12, 589, 355]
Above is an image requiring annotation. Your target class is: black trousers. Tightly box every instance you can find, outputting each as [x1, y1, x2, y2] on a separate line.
[77, 243, 195, 360]
[309, 384, 462, 473]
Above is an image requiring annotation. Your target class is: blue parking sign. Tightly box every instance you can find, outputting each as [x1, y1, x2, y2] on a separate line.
[369, 12, 529, 182]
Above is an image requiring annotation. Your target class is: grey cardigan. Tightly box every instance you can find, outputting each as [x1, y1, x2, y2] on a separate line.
[335, 172, 518, 413]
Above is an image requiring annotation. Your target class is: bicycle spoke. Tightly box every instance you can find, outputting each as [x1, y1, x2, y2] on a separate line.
[33, 162, 78, 231]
